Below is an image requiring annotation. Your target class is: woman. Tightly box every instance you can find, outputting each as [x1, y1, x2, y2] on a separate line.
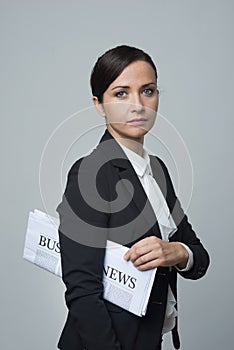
[57, 45, 210, 350]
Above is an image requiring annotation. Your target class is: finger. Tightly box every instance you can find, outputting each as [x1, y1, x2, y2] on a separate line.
[126, 244, 153, 263]
[137, 258, 163, 271]
[124, 236, 161, 261]
[133, 251, 159, 267]
[124, 249, 130, 261]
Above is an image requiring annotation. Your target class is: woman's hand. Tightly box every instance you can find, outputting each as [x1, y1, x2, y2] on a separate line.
[124, 236, 189, 271]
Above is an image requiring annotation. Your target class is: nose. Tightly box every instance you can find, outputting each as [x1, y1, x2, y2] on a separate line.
[129, 93, 144, 113]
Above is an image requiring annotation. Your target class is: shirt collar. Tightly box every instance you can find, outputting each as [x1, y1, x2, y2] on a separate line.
[116, 140, 152, 178]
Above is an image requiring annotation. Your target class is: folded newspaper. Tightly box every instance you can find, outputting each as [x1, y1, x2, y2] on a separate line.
[23, 209, 157, 317]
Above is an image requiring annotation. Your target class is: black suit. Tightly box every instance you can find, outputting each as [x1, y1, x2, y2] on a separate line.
[57, 128, 210, 350]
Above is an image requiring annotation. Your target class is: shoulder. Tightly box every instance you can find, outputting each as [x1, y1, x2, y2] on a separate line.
[67, 143, 111, 179]
[64, 145, 113, 203]
[58, 148, 110, 230]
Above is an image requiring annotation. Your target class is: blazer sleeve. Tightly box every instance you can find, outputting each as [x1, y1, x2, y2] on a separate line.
[57, 158, 121, 350]
[156, 157, 210, 280]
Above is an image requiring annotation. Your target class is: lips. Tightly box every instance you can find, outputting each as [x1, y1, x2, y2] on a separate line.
[127, 118, 147, 123]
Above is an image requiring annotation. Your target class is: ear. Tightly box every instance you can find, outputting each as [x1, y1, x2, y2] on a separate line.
[92, 96, 106, 117]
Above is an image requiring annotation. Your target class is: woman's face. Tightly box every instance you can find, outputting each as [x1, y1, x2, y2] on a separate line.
[93, 60, 159, 145]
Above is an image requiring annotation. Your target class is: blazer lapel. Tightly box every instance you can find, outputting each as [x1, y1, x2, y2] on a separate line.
[98, 128, 162, 239]
[149, 155, 168, 200]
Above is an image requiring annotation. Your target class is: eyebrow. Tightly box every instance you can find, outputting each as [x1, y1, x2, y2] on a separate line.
[111, 82, 156, 90]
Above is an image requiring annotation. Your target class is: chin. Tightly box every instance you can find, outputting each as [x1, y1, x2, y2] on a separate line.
[108, 124, 149, 140]
[123, 128, 148, 140]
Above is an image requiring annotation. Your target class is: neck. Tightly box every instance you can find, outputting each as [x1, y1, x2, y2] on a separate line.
[106, 125, 144, 157]
[118, 138, 144, 157]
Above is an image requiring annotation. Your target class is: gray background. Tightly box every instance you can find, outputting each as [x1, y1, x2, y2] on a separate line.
[1, 0, 233, 349]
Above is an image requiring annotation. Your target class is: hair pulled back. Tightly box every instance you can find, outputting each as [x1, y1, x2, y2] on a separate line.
[90, 45, 158, 103]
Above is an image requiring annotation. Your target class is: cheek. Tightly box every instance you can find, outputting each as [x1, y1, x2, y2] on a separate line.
[104, 103, 129, 121]
[145, 101, 158, 119]
[146, 96, 159, 111]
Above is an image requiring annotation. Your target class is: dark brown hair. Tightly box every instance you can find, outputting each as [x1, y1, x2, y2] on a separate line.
[90, 45, 158, 103]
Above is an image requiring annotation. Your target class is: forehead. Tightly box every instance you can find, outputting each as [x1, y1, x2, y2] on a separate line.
[109, 60, 156, 87]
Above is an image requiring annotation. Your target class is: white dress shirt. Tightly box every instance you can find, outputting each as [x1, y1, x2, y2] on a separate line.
[116, 140, 194, 334]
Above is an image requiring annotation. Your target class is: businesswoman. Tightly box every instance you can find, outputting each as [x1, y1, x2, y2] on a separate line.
[57, 45, 210, 350]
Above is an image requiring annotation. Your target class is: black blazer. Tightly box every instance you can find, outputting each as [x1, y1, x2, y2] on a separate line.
[57, 128, 210, 350]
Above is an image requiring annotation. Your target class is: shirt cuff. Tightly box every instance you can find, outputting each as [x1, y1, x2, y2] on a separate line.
[176, 243, 194, 272]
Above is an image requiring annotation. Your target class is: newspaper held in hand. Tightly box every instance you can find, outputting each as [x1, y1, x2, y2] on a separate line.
[23, 209, 157, 317]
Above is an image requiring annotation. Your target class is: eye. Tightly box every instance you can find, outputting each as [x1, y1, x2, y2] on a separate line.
[115, 91, 127, 98]
[142, 88, 155, 96]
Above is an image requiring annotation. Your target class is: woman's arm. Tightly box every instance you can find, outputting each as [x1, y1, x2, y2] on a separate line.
[57, 158, 121, 350]
[124, 157, 210, 280]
